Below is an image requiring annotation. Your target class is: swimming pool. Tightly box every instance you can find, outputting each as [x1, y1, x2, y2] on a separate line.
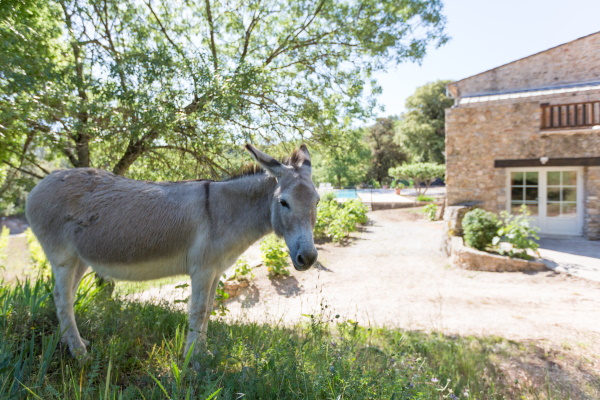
[335, 189, 358, 199]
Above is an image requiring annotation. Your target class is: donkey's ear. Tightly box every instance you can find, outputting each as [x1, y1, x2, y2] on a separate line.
[292, 144, 311, 171]
[245, 144, 290, 178]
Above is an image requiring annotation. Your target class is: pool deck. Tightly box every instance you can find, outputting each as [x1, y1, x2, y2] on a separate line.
[318, 187, 446, 209]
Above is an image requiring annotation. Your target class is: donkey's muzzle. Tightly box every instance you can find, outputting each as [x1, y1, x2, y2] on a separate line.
[292, 248, 318, 271]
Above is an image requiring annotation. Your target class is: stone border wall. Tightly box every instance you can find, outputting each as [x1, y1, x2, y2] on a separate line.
[443, 205, 549, 272]
[449, 236, 547, 272]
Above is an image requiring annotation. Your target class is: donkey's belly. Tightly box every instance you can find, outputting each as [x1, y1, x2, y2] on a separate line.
[85, 256, 189, 281]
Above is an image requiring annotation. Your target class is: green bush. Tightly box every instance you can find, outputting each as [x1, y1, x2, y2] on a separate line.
[462, 209, 499, 251]
[422, 203, 437, 221]
[493, 206, 540, 260]
[314, 196, 368, 243]
[260, 234, 290, 278]
[417, 194, 434, 202]
[232, 257, 254, 281]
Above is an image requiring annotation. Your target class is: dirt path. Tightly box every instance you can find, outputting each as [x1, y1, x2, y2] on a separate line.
[220, 209, 600, 364]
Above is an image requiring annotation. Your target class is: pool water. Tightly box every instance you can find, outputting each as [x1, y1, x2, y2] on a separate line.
[335, 189, 358, 199]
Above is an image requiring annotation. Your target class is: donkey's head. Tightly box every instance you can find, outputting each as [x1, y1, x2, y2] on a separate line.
[245, 144, 319, 271]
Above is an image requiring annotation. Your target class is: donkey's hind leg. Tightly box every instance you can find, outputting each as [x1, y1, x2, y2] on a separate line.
[52, 256, 88, 356]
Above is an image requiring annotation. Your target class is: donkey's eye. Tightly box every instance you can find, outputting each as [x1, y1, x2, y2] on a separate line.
[279, 199, 290, 209]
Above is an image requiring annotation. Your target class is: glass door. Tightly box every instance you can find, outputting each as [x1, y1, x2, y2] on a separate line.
[508, 168, 582, 236]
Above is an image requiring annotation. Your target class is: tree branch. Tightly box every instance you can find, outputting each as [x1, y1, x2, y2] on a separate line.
[204, 0, 218, 71]
[1, 160, 45, 180]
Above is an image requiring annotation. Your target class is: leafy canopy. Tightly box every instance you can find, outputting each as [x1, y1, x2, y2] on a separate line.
[365, 117, 406, 185]
[0, 0, 448, 189]
[395, 79, 453, 163]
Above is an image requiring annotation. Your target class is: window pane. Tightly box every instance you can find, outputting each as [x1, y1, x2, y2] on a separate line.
[525, 172, 538, 186]
[511, 187, 524, 201]
[523, 204, 539, 216]
[511, 203, 524, 214]
[562, 202, 577, 217]
[511, 172, 524, 186]
[525, 187, 538, 201]
[548, 171, 561, 185]
[547, 187, 561, 201]
[563, 171, 577, 186]
[563, 187, 577, 202]
[547, 202, 560, 217]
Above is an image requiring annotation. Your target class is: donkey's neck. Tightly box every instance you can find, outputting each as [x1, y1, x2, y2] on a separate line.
[208, 173, 276, 259]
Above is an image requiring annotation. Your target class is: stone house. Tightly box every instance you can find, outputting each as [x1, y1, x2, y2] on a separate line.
[445, 32, 600, 240]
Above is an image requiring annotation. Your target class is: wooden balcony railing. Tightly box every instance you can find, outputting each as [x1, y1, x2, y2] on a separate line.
[541, 101, 600, 130]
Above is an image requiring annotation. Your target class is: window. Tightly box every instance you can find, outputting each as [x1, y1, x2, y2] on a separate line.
[510, 171, 539, 215]
[547, 171, 577, 217]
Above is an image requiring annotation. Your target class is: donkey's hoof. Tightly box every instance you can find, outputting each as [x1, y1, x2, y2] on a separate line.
[70, 346, 89, 359]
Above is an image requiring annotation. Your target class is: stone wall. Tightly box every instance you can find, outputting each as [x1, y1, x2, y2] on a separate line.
[445, 99, 600, 239]
[448, 32, 600, 97]
[586, 167, 600, 239]
[450, 237, 548, 272]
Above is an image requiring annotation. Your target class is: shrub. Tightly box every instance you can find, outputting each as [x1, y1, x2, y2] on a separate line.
[314, 196, 368, 243]
[493, 206, 540, 260]
[422, 203, 437, 221]
[417, 194, 434, 202]
[462, 209, 499, 251]
[212, 277, 230, 316]
[260, 234, 290, 278]
[232, 257, 254, 281]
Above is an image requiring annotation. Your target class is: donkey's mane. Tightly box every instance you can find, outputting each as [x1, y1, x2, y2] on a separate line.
[225, 148, 308, 181]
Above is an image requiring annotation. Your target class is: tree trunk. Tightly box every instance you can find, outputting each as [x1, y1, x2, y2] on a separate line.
[112, 131, 160, 176]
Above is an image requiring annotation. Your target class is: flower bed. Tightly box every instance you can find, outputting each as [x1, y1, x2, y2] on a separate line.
[450, 236, 547, 272]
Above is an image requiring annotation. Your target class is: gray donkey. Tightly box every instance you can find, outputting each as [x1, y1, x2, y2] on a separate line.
[26, 144, 319, 357]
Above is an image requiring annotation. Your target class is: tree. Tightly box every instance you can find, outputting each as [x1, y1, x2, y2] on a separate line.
[395, 80, 453, 163]
[365, 117, 406, 185]
[312, 129, 371, 187]
[389, 162, 445, 195]
[0, 0, 448, 190]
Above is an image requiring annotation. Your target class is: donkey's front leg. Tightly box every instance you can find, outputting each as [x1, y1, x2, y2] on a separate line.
[185, 269, 220, 355]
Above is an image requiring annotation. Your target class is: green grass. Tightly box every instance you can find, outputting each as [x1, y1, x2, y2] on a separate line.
[416, 194, 435, 202]
[3, 276, 597, 399]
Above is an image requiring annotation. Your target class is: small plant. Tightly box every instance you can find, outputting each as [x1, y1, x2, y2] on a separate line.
[391, 180, 405, 190]
[212, 276, 230, 316]
[260, 234, 290, 278]
[422, 203, 438, 221]
[462, 208, 499, 251]
[493, 206, 540, 260]
[232, 257, 254, 281]
[417, 194, 434, 202]
[314, 196, 368, 243]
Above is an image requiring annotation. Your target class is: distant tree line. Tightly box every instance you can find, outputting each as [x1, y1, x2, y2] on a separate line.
[312, 79, 453, 188]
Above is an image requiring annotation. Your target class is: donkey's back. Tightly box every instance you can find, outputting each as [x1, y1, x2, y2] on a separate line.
[26, 168, 204, 269]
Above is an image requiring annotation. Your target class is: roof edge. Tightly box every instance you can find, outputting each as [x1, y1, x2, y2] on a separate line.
[450, 31, 600, 87]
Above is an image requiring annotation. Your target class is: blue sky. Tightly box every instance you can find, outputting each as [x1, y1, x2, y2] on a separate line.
[373, 0, 600, 118]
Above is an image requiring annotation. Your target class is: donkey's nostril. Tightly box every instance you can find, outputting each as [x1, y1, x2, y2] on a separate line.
[296, 254, 305, 267]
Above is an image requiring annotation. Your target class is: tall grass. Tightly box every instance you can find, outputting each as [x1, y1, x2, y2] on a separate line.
[0, 275, 596, 399]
